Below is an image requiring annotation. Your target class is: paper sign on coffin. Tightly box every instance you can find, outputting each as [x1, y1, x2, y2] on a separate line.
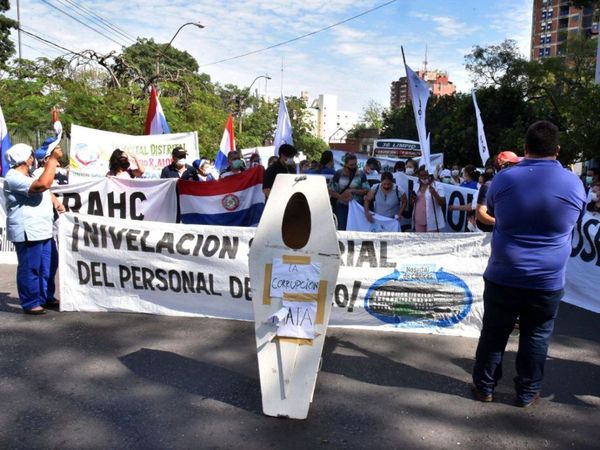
[249, 174, 341, 420]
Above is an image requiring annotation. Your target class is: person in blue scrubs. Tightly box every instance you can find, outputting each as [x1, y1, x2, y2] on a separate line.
[3, 143, 64, 315]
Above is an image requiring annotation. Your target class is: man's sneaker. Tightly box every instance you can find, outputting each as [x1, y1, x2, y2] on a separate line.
[515, 392, 540, 408]
[470, 383, 493, 402]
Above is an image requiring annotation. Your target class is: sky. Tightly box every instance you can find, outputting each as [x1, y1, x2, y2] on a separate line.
[7, 0, 533, 116]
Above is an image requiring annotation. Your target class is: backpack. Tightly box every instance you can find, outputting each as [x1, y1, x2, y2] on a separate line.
[370, 183, 401, 212]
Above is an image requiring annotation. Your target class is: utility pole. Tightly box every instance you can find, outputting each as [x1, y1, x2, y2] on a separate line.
[16, 0, 22, 61]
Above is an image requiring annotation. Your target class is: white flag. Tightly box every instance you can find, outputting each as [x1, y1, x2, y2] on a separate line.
[472, 90, 490, 166]
[273, 95, 293, 156]
[405, 63, 431, 172]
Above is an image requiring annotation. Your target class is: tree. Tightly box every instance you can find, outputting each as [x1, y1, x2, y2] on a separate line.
[121, 38, 199, 82]
[359, 100, 387, 130]
[0, 0, 17, 69]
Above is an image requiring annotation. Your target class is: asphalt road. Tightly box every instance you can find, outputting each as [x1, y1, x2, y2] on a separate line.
[0, 264, 599, 449]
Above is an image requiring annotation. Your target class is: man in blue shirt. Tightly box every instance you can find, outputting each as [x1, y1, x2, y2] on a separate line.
[471, 121, 585, 407]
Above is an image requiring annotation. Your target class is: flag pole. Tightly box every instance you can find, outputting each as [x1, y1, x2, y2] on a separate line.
[401, 45, 406, 66]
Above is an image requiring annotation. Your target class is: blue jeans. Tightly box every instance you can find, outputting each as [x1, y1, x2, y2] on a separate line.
[334, 202, 349, 231]
[14, 239, 55, 311]
[472, 279, 563, 403]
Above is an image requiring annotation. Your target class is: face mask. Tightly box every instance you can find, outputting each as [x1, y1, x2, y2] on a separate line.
[591, 192, 598, 202]
[443, 177, 452, 184]
[405, 168, 414, 176]
[586, 176, 593, 185]
[176, 158, 187, 167]
[452, 170, 459, 177]
[232, 159, 245, 170]
[420, 178, 429, 185]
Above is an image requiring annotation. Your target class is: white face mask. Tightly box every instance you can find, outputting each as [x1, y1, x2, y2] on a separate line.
[176, 158, 187, 167]
[452, 170, 459, 177]
[405, 168, 415, 176]
[591, 192, 599, 202]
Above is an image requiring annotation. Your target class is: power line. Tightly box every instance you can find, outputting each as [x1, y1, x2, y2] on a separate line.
[39, 0, 128, 48]
[57, 0, 137, 44]
[19, 27, 90, 59]
[199, 0, 398, 67]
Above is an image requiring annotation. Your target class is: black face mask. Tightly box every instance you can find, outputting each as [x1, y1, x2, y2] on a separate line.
[120, 159, 131, 170]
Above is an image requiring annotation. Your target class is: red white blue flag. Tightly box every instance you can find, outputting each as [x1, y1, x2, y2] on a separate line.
[214, 113, 236, 174]
[178, 165, 265, 226]
[144, 86, 171, 135]
[0, 102, 12, 177]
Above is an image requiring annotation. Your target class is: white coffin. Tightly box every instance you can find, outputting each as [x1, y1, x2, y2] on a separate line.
[249, 174, 341, 419]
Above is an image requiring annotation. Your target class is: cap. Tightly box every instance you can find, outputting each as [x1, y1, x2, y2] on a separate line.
[172, 147, 187, 159]
[192, 158, 209, 170]
[5, 143, 33, 167]
[440, 169, 452, 178]
[34, 148, 48, 161]
[497, 151, 521, 164]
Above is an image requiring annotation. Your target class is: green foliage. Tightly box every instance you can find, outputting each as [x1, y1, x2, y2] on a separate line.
[359, 100, 387, 130]
[121, 38, 199, 81]
[0, 0, 18, 69]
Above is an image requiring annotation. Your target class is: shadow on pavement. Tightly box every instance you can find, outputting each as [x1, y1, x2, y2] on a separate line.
[119, 348, 262, 415]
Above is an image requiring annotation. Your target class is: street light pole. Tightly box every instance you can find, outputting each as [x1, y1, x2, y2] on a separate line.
[238, 74, 271, 133]
[156, 21, 204, 78]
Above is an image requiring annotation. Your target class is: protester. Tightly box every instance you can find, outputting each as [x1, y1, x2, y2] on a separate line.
[364, 157, 381, 187]
[263, 144, 298, 199]
[393, 160, 405, 173]
[405, 159, 417, 176]
[160, 147, 196, 179]
[586, 181, 600, 213]
[248, 153, 261, 168]
[585, 167, 599, 201]
[439, 169, 453, 184]
[450, 164, 462, 185]
[410, 166, 445, 232]
[472, 121, 586, 408]
[32, 142, 69, 185]
[363, 171, 407, 224]
[299, 160, 310, 174]
[267, 156, 278, 167]
[3, 143, 65, 315]
[192, 158, 216, 182]
[329, 153, 369, 230]
[318, 150, 336, 175]
[106, 149, 145, 178]
[460, 165, 479, 189]
[221, 151, 246, 178]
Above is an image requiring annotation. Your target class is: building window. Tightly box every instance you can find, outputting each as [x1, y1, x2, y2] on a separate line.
[545, 47, 551, 56]
[539, 48, 544, 57]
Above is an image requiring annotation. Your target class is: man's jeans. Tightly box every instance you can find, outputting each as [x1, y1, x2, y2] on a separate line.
[472, 279, 563, 403]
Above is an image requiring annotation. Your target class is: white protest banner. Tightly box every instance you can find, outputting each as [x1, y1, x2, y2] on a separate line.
[69, 124, 199, 181]
[564, 212, 600, 313]
[58, 213, 488, 337]
[52, 177, 178, 223]
[330, 149, 444, 173]
[347, 200, 400, 233]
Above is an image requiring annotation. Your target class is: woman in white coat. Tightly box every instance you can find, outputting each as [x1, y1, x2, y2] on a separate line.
[410, 166, 446, 232]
